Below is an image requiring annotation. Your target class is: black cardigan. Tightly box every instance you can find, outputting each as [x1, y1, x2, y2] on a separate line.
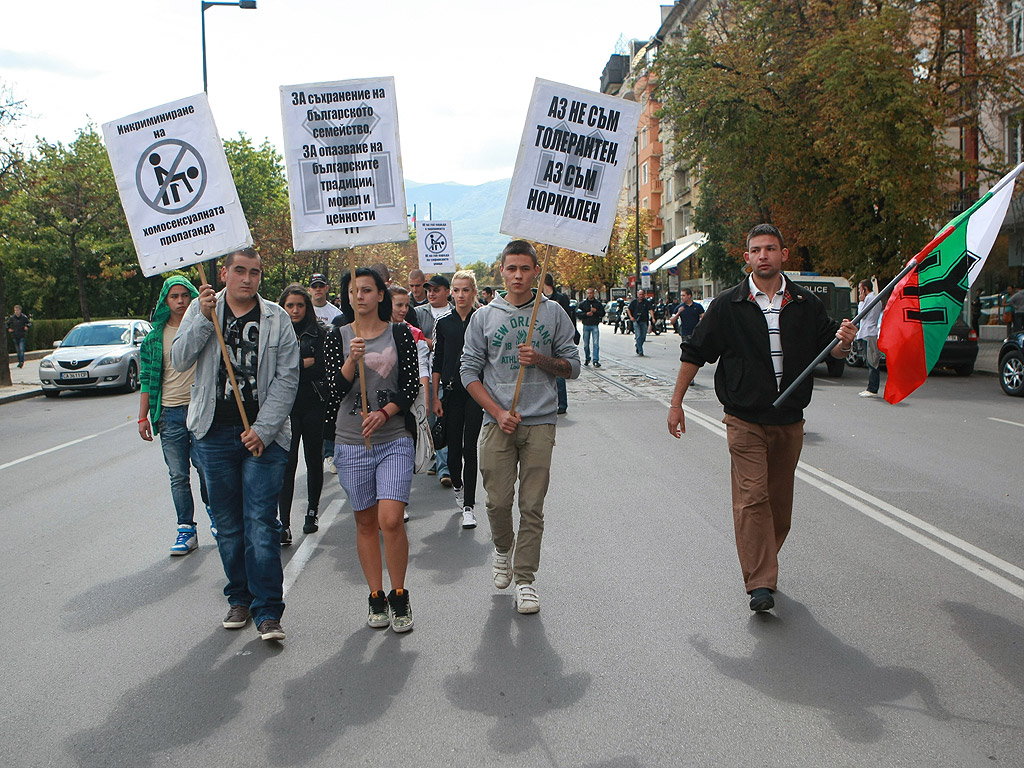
[432, 308, 475, 392]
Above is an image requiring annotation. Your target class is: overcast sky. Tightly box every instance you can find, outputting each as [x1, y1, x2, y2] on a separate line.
[2, 1, 660, 186]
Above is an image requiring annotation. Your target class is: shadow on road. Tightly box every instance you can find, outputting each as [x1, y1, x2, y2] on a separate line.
[412, 508, 491, 585]
[944, 601, 1024, 700]
[61, 548, 212, 631]
[690, 594, 950, 743]
[444, 596, 592, 763]
[264, 628, 417, 765]
[65, 631, 279, 767]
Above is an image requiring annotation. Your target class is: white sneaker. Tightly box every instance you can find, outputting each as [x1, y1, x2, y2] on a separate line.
[461, 507, 477, 529]
[169, 524, 198, 556]
[403, 508, 410, 522]
[515, 582, 540, 614]
[324, 456, 337, 475]
[453, 485, 465, 510]
[858, 390, 879, 398]
[492, 547, 513, 589]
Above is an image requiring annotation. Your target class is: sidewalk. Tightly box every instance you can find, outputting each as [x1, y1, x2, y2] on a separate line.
[1, 351, 47, 404]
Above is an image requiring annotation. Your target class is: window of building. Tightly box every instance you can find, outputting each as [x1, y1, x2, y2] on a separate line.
[1009, 112, 1023, 165]
[1009, 2, 1023, 55]
[640, 127, 648, 149]
[642, 162, 648, 185]
[642, 197, 649, 210]
[664, 176, 673, 202]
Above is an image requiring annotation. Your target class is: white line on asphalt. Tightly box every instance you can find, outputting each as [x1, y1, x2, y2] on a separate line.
[988, 417, 1024, 429]
[282, 498, 344, 597]
[677, 402, 1024, 602]
[0, 420, 134, 472]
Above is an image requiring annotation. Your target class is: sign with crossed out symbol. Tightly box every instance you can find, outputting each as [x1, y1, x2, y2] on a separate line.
[415, 220, 455, 273]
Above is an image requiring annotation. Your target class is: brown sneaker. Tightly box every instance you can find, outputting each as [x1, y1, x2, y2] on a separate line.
[257, 619, 286, 641]
[222, 605, 251, 629]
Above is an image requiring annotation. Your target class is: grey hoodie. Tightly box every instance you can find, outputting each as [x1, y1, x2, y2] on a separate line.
[460, 290, 580, 425]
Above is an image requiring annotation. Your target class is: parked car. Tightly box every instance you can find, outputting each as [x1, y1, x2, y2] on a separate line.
[998, 331, 1024, 396]
[39, 319, 151, 397]
[604, 300, 621, 326]
[845, 318, 979, 376]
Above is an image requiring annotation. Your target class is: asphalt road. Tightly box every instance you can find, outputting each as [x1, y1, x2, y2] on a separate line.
[1, 325, 1022, 768]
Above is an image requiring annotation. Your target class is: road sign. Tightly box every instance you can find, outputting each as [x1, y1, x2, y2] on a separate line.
[102, 93, 252, 277]
[416, 220, 455, 272]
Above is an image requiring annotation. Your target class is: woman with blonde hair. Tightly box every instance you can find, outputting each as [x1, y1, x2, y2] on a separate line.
[432, 269, 484, 529]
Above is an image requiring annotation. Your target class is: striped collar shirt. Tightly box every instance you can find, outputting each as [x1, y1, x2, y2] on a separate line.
[749, 275, 791, 389]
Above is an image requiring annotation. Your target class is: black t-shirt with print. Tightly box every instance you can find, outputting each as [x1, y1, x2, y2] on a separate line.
[214, 304, 260, 426]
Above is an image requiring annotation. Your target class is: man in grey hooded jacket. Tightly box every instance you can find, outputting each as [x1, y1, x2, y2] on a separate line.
[460, 240, 580, 615]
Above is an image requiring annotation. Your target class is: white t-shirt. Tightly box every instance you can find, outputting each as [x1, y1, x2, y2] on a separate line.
[314, 302, 342, 324]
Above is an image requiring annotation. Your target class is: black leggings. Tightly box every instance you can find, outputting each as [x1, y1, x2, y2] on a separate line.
[278, 397, 325, 525]
[444, 386, 484, 507]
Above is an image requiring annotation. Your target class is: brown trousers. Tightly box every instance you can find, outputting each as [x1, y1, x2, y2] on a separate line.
[479, 422, 556, 585]
[724, 414, 804, 593]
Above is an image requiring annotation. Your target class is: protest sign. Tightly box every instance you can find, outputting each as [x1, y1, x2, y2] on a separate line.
[416, 220, 455, 272]
[280, 76, 408, 251]
[500, 78, 642, 255]
[102, 94, 252, 277]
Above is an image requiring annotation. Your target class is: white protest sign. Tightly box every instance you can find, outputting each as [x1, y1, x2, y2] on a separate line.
[102, 94, 252, 277]
[500, 78, 642, 255]
[416, 220, 455, 272]
[280, 76, 408, 251]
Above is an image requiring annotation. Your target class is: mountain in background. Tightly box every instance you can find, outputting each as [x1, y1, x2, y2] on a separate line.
[404, 179, 510, 264]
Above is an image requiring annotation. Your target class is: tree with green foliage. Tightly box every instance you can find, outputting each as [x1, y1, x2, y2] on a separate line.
[655, 0, 1022, 282]
[0, 80, 26, 386]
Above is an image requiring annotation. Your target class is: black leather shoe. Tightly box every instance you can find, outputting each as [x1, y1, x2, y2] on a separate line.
[749, 588, 774, 612]
[302, 512, 319, 534]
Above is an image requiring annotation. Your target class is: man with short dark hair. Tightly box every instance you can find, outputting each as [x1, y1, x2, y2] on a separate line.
[667, 224, 856, 614]
[856, 280, 883, 398]
[669, 288, 704, 342]
[628, 289, 655, 356]
[576, 288, 605, 367]
[461, 240, 581, 614]
[172, 247, 299, 641]
[6, 305, 31, 368]
[407, 269, 429, 308]
[480, 286, 494, 305]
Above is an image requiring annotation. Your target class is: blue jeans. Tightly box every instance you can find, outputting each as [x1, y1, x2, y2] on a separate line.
[634, 321, 649, 354]
[195, 425, 288, 625]
[556, 377, 567, 410]
[13, 337, 26, 365]
[582, 325, 599, 364]
[157, 405, 209, 526]
[429, 384, 450, 477]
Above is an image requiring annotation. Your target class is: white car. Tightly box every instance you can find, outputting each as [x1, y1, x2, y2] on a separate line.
[39, 319, 151, 398]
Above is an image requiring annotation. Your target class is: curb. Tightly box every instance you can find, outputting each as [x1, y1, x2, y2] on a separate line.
[0, 388, 43, 405]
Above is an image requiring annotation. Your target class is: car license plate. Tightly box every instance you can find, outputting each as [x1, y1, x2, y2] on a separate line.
[60, 371, 88, 380]
[946, 335, 958, 342]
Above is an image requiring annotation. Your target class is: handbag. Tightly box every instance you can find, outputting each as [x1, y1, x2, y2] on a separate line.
[411, 390, 434, 474]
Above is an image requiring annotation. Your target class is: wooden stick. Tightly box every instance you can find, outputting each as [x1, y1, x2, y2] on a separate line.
[196, 262, 256, 454]
[510, 243, 553, 415]
[348, 251, 372, 450]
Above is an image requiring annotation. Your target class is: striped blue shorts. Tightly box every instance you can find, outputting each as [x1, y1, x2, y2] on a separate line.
[335, 436, 414, 512]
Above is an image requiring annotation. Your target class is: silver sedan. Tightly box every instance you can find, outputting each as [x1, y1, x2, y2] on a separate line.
[39, 319, 151, 398]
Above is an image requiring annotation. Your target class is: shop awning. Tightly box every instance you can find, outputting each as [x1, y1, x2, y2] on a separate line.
[657, 232, 707, 272]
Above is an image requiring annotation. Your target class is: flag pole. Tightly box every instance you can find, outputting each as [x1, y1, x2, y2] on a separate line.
[772, 222, 961, 410]
[196, 262, 257, 454]
[510, 243, 553, 416]
[347, 251, 372, 451]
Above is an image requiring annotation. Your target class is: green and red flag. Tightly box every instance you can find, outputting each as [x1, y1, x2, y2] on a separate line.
[878, 163, 1024, 404]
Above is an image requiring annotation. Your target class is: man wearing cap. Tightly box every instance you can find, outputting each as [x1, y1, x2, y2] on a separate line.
[416, 275, 453, 486]
[309, 274, 341, 325]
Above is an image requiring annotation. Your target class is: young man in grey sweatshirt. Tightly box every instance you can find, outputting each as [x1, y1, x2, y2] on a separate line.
[460, 240, 581, 614]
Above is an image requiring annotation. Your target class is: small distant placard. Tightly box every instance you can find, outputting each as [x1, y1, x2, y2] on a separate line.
[280, 76, 409, 251]
[102, 93, 252, 277]
[416, 220, 455, 272]
[500, 78, 641, 255]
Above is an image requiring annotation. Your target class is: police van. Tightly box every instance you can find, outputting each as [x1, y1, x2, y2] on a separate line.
[783, 272, 853, 377]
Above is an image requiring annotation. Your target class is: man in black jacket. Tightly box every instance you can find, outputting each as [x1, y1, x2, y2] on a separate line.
[576, 288, 605, 367]
[666, 224, 856, 614]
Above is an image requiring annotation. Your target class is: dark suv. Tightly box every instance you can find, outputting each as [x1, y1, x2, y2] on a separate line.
[999, 331, 1024, 396]
[847, 317, 978, 377]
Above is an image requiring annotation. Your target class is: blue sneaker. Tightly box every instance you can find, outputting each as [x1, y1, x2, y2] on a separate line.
[170, 524, 198, 556]
[206, 506, 218, 540]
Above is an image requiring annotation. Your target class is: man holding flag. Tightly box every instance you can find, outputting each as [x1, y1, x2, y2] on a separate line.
[667, 224, 857, 613]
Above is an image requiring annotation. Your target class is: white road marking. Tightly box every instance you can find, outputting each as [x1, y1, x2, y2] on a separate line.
[677, 401, 1024, 602]
[988, 417, 1024, 429]
[282, 498, 344, 597]
[0, 420, 134, 472]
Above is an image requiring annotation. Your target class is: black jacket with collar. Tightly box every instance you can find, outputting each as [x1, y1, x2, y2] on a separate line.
[432, 308, 474, 392]
[679, 277, 838, 425]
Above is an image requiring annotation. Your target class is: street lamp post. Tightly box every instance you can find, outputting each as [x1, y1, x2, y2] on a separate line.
[199, 0, 256, 285]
